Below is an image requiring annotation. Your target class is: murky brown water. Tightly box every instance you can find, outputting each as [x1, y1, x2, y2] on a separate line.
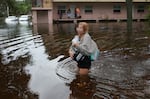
[0, 19, 150, 99]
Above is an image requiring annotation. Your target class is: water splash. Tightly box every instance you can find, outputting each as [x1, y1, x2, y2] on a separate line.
[56, 57, 78, 83]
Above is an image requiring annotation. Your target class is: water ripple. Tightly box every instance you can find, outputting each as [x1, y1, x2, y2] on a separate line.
[0, 34, 43, 65]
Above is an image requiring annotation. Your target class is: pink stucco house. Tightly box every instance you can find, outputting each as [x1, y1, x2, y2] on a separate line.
[32, 0, 150, 24]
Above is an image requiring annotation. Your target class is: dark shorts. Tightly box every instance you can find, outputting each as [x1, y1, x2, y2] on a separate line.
[73, 53, 91, 69]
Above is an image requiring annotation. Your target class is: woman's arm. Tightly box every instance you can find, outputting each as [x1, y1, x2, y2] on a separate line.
[74, 34, 92, 56]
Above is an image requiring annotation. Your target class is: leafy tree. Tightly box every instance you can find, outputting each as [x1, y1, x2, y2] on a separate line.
[0, 0, 31, 17]
[15, 0, 31, 15]
[0, 0, 16, 16]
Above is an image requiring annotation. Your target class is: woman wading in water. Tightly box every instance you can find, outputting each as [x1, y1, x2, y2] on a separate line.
[69, 22, 99, 75]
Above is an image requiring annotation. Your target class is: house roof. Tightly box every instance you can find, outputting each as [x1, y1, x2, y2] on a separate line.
[53, 0, 150, 2]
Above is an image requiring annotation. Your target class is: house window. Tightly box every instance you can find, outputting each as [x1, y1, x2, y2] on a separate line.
[113, 5, 121, 13]
[57, 6, 66, 14]
[137, 5, 145, 13]
[85, 6, 93, 13]
[32, 0, 43, 7]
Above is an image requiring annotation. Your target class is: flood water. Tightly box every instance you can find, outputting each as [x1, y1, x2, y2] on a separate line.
[0, 18, 150, 99]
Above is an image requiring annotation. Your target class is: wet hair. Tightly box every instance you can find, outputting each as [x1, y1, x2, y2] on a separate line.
[78, 22, 89, 33]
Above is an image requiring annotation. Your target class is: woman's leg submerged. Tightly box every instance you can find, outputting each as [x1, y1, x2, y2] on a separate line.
[76, 55, 91, 75]
[79, 68, 89, 75]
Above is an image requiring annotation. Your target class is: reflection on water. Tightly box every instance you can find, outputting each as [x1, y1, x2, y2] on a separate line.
[25, 47, 69, 99]
[0, 20, 150, 99]
[69, 75, 96, 99]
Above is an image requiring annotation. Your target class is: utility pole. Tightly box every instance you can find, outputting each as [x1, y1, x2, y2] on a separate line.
[126, 0, 133, 33]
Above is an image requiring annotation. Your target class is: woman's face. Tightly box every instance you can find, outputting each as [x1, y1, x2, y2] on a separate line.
[76, 24, 84, 36]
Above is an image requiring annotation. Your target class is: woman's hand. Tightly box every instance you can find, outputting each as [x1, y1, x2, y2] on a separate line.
[72, 43, 79, 47]
[69, 50, 74, 59]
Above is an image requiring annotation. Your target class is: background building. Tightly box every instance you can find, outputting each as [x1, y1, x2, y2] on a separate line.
[32, 0, 150, 24]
